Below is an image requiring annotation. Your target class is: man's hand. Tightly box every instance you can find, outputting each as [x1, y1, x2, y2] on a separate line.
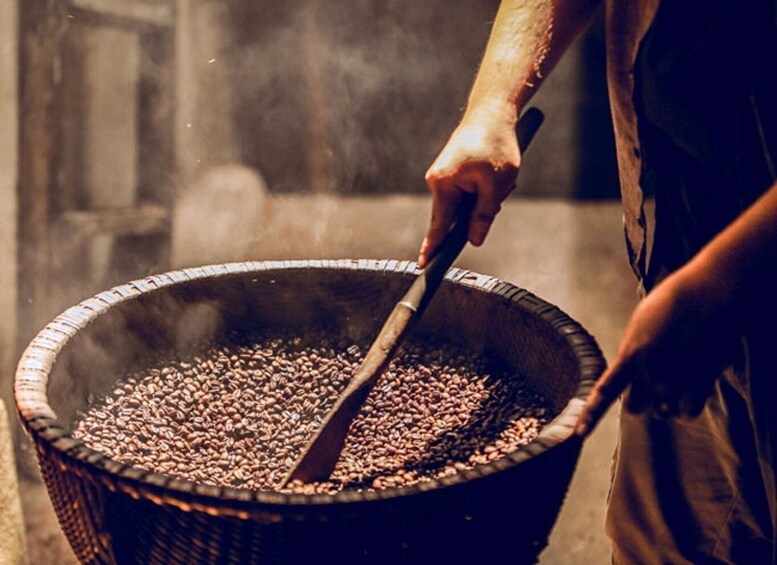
[575, 266, 734, 437]
[577, 181, 777, 437]
[418, 109, 520, 267]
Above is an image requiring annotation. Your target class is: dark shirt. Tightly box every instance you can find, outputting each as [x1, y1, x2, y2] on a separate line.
[635, 0, 777, 289]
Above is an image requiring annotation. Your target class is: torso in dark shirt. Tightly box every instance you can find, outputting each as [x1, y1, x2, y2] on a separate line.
[634, 0, 777, 288]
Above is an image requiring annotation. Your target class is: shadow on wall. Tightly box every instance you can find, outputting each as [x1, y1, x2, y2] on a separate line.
[228, 1, 619, 199]
[575, 15, 619, 199]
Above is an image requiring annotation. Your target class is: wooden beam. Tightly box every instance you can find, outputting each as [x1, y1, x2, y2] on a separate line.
[175, 0, 237, 184]
[67, 0, 174, 29]
[301, 0, 336, 194]
[0, 0, 19, 414]
[138, 31, 175, 205]
[57, 204, 170, 239]
[18, 0, 69, 348]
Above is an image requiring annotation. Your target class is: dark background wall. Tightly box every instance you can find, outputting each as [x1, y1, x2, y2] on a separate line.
[228, 0, 619, 198]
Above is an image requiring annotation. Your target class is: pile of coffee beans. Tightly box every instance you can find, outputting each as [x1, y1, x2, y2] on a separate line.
[73, 327, 550, 494]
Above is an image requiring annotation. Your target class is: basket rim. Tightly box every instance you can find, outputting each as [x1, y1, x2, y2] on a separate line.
[14, 259, 604, 514]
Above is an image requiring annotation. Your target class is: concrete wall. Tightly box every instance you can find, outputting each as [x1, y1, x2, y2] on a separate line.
[0, 0, 19, 408]
[230, 2, 617, 199]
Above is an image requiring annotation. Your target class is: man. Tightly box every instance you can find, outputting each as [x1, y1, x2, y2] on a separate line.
[417, 1, 777, 562]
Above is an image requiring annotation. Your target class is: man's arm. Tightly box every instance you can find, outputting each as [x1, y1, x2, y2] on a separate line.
[419, 0, 602, 266]
[577, 180, 777, 435]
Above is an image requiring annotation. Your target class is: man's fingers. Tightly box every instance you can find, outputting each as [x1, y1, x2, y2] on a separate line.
[421, 162, 516, 263]
[418, 182, 460, 267]
[677, 372, 716, 419]
[679, 392, 707, 419]
[575, 359, 635, 437]
[469, 188, 501, 246]
[468, 165, 517, 246]
[624, 371, 652, 414]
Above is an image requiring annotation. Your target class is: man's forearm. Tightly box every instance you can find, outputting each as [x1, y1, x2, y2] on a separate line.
[419, 0, 603, 265]
[675, 181, 777, 330]
[465, 0, 603, 124]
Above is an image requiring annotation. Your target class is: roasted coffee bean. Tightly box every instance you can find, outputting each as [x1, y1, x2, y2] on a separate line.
[73, 327, 549, 495]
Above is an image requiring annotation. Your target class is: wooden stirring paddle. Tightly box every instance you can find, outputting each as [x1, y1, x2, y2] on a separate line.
[281, 108, 544, 487]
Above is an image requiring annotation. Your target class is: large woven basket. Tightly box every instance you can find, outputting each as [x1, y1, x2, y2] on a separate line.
[15, 260, 604, 564]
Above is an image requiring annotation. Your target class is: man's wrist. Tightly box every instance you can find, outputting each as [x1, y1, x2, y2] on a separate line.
[671, 254, 736, 329]
[461, 96, 518, 130]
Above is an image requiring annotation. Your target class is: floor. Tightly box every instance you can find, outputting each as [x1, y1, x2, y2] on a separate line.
[17, 195, 637, 564]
